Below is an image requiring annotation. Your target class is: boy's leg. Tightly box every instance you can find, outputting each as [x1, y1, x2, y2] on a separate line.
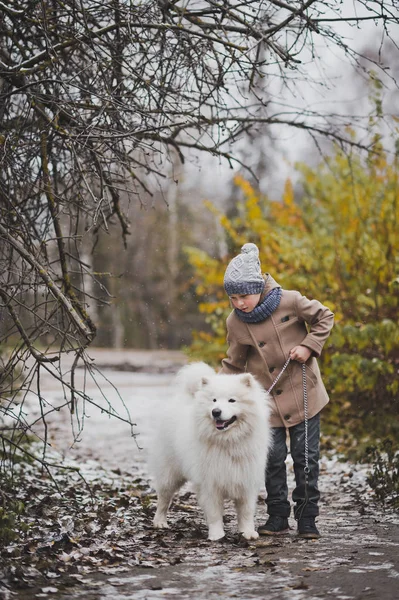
[264, 427, 291, 517]
[289, 413, 321, 520]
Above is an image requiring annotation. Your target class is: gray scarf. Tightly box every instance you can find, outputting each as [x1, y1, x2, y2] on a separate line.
[234, 287, 282, 323]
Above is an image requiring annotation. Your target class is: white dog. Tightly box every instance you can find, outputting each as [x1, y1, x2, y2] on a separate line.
[149, 362, 272, 541]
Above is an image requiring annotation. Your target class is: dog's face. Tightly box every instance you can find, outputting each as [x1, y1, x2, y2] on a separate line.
[197, 373, 257, 433]
[210, 394, 238, 431]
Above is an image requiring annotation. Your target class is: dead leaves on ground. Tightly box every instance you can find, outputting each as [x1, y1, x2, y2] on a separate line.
[1, 459, 276, 595]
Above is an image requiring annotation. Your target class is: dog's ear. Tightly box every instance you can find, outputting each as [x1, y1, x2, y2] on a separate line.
[240, 374, 253, 388]
[201, 377, 209, 386]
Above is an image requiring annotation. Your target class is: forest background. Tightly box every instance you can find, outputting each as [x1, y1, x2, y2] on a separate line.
[1, 0, 399, 478]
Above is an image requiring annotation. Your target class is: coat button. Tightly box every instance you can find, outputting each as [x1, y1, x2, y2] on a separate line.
[276, 389, 282, 395]
[284, 414, 291, 421]
[269, 367, 275, 373]
[258, 341, 266, 348]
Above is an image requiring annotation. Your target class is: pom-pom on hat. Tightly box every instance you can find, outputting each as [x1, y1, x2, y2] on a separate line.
[224, 243, 265, 296]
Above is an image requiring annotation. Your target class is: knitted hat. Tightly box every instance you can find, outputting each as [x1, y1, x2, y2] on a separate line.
[224, 243, 265, 295]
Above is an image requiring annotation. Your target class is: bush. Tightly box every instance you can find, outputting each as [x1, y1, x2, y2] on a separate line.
[185, 127, 399, 447]
[365, 439, 399, 508]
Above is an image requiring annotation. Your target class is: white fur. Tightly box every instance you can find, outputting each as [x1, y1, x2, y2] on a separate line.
[148, 362, 272, 541]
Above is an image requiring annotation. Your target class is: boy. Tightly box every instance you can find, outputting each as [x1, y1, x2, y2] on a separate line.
[221, 243, 334, 538]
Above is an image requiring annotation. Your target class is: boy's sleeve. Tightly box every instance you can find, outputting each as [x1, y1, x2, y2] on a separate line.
[295, 293, 334, 357]
[221, 331, 249, 374]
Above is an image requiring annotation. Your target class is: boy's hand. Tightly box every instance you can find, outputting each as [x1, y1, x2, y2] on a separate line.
[290, 345, 312, 364]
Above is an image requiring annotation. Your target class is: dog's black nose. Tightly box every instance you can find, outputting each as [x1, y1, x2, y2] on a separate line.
[212, 408, 222, 418]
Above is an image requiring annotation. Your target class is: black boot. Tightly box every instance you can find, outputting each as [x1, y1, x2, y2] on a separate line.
[297, 516, 320, 539]
[258, 516, 289, 536]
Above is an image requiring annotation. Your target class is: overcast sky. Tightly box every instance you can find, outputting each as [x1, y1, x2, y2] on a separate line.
[180, 3, 399, 203]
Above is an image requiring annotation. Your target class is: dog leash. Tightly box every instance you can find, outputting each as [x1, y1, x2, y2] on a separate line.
[267, 358, 310, 477]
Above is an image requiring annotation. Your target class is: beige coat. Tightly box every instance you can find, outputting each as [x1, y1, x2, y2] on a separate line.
[221, 275, 334, 428]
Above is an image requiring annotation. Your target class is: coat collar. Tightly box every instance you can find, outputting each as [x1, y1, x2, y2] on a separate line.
[261, 274, 281, 299]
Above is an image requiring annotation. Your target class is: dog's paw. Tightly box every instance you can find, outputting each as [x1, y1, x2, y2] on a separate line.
[241, 530, 259, 540]
[153, 518, 169, 529]
[208, 526, 225, 541]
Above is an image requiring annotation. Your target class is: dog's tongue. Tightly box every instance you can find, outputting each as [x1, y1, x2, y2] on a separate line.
[216, 420, 225, 430]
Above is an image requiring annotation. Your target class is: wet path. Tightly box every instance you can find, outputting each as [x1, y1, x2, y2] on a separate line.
[13, 350, 399, 600]
[45, 465, 399, 600]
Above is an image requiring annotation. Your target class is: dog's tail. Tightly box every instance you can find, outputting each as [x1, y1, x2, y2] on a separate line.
[175, 361, 215, 397]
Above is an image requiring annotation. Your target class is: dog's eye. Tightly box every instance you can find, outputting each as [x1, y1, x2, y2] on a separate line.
[213, 398, 217, 403]
[228, 398, 236, 403]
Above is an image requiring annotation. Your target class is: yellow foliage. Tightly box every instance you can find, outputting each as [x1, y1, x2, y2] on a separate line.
[186, 133, 399, 440]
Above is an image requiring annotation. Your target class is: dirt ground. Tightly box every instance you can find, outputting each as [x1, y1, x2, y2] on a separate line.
[4, 349, 399, 600]
[34, 474, 399, 600]
[66, 507, 399, 600]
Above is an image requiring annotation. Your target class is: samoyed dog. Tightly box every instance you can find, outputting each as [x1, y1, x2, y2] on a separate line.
[149, 362, 272, 541]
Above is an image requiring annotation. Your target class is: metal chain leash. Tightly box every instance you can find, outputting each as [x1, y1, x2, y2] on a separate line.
[267, 358, 309, 477]
[266, 356, 291, 394]
[302, 363, 310, 475]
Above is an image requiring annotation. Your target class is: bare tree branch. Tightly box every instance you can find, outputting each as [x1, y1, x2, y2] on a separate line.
[1, 0, 398, 468]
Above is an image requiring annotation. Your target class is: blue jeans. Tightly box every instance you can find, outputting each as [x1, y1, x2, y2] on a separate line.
[265, 413, 320, 519]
